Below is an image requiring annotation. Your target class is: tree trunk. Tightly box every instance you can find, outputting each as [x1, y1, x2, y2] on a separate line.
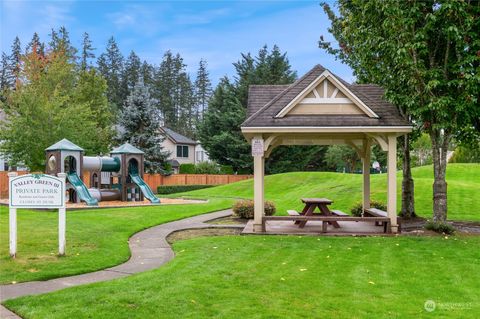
[430, 129, 450, 223]
[400, 134, 416, 218]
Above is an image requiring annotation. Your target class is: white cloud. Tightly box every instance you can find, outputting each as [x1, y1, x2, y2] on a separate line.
[1, 0, 75, 52]
[106, 3, 169, 36]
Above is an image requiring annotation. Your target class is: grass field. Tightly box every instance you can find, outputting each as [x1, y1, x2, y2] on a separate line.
[0, 198, 233, 284]
[2, 164, 479, 318]
[176, 163, 480, 221]
[6, 235, 480, 318]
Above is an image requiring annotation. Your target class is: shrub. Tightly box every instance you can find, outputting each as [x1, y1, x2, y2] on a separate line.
[237, 167, 252, 175]
[179, 164, 195, 174]
[424, 221, 455, 235]
[195, 161, 221, 174]
[350, 200, 387, 217]
[220, 165, 234, 174]
[156, 185, 214, 195]
[232, 200, 276, 219]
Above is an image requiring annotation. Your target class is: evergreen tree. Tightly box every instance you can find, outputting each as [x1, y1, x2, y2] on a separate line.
[0, 53, 10, 95]
[153, 51, 176, 127]
[177, 73, 196, 137]
[194, 59, 212, 124]
[26, 32, 44, 56]
[48, 28, 59, 49]
[140, 60, 154, 87]
[198, 77, 251, 171]
[118, 79, 169, 173]
[233, 52, 255, 107]
[200, 45, 297, 172]
[97, 36, 124, 112]
[233, 45, 296, 107]
[122, 51, 141, 93]
[9, 37, 22, 86]
[56, 26, 77, 61]
[153, 51, 195, 136]
[80, 32, 95, 70]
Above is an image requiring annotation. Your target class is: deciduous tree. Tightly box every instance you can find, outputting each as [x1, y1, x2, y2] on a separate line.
[319, 0, 480, 222]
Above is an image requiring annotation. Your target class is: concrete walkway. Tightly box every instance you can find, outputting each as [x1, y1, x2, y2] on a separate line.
[0, 209, 238, 319]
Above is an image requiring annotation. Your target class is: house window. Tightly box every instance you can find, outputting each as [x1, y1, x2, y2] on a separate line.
[176, 145, 189, 158]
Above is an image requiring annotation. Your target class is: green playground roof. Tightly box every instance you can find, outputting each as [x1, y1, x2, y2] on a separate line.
[45, 139, 84, 152]
[110, 143, 144, 154]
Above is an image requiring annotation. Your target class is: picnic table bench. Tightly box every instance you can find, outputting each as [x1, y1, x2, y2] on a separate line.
[364, 208, 388, 226]
[364, 208, 399, 231]
[262, 215, 391, 233]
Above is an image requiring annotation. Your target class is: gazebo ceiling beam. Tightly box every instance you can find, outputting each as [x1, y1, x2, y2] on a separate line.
[346, 140, 365, 158]
[281, 138, 365, 146]
[366, 133, 388, 151]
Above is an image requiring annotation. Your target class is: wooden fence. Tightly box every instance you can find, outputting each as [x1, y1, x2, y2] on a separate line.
[0, 171, 252, 198]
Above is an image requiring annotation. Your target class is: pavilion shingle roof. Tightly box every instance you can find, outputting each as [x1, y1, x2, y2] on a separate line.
[242, 64, 410, 128]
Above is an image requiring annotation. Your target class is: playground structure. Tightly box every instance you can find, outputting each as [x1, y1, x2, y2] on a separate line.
[45, 139, 160, 206]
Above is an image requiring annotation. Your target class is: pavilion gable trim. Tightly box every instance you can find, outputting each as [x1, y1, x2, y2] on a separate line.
[275, 70, 379, 119]
[242, 64, 410, 129]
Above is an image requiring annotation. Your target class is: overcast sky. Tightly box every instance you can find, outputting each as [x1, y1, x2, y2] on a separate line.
[0, 0, 353, 84]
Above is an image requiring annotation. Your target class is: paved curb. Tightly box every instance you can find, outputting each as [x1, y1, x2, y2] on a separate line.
[0, 209, 238, 318]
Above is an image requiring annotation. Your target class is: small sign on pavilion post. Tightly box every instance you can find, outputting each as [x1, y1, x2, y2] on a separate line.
[8, 173, 66, 257]
[251, 138, 264, 157]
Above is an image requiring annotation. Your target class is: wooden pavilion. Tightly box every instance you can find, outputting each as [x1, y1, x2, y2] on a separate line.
[241, 65, 412, 233]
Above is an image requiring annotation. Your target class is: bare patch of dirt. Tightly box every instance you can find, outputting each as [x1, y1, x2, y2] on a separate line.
[208, 216, 249, 225]
[167, 228, 243, 244]
[400, 217, 480, 235]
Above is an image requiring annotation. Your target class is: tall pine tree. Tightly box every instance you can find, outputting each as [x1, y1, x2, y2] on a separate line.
[200, 45, 297, 172]
[194, 59, 213, 122]
[8, 37, 22, 87]
[97, 36, 125, 112]
[80, 32, 95, 71]
[153, 51, 195, 137]
[118, 79, 169, 173]
[198, 77, 251, 171]
[122, 51, 142, 94]
[26, 32, 44, 56]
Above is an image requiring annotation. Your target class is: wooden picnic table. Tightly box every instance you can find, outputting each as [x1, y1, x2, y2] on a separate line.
[298, 198, 340, 228]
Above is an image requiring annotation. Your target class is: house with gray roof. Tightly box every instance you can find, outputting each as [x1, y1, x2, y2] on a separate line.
[159, 127, 209, 173]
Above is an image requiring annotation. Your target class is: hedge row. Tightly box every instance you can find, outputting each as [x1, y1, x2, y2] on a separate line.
[156, 184, 215, 194]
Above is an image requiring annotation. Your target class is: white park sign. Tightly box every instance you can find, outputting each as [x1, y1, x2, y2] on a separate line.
[8, 173, 67, 257]
[10, 174, 65, 208]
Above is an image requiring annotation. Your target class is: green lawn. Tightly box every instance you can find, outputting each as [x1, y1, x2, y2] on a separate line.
[176, 163, 480, 221]
[6, 235, 480, 318]
[2, 164, 479, 318]
[0, 198, 233, 284]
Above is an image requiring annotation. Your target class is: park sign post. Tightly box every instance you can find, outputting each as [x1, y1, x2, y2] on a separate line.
[8, 172, 66, 257]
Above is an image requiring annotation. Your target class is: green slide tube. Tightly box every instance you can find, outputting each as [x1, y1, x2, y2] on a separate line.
[66, 172, 98, 206]
[129, 173, 160, 204]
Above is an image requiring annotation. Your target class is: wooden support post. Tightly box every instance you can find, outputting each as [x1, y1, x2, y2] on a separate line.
[58, 207, 66, 255]
[362, 139, 371, 215]
[253, 154, 265, 232]
[58, 173, 67, 255]
[252, 135, 265, 232]
[387, 135, 398, 233]
[8, 172, 18, 258]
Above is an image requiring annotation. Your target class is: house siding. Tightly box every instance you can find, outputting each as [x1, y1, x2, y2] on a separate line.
[161, 138, 195, 164]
